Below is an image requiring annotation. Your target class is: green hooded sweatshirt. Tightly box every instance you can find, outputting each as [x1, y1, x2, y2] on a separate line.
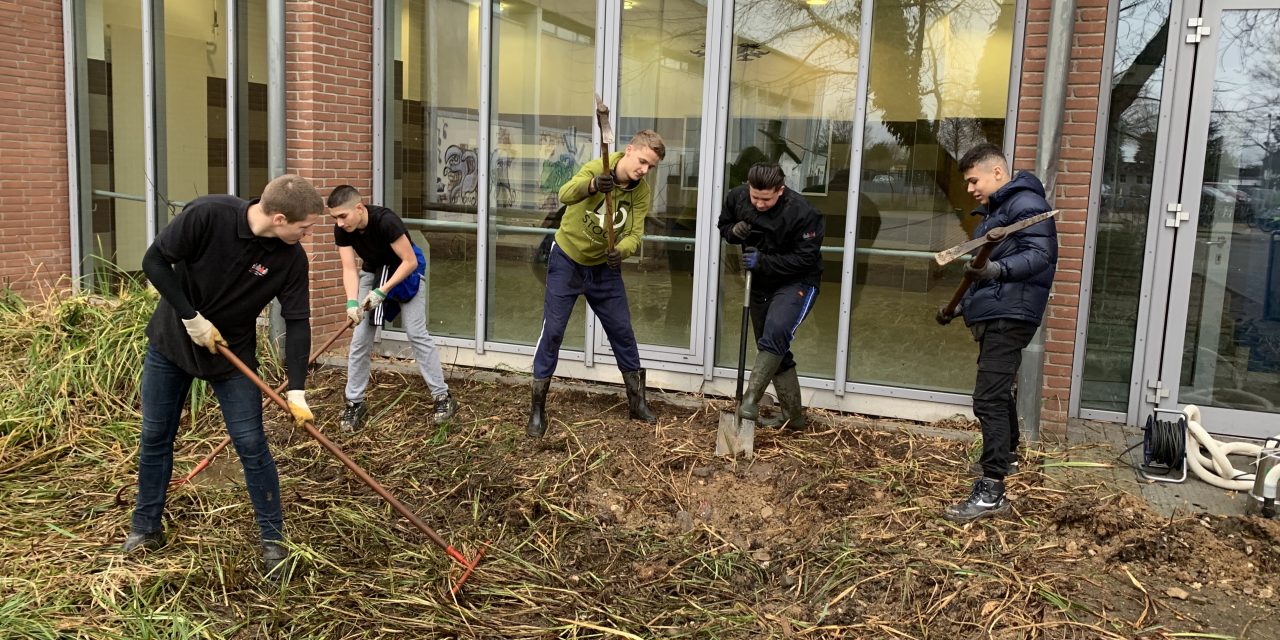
[555, 151, 651, 266]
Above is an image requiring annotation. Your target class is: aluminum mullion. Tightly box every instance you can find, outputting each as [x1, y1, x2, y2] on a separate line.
[832, 0, 875, 397]
[226, 0, 238, 195]
[372, 0, 386, 204]
[475, 0, 494, 354]
[701, 0, 735, 381]
[64, 0, 90, 286]
[143, 0, 163, 241]
[267, 0, 285, 178]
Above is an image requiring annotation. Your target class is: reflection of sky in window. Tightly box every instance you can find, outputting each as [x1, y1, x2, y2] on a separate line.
[1111, 0, 1170, 163]
[1210, 10, 1280, 168]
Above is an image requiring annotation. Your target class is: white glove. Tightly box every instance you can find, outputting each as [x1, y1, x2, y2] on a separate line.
[361, 287, 387, 312]
[181, 312, 226, 354]
[345, 300, 364, 325]
[285, 390, 313, 428]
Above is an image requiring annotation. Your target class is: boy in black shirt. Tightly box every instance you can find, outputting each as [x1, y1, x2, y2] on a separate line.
[327, 185, 456, 431]
[123, 174, 323, 579]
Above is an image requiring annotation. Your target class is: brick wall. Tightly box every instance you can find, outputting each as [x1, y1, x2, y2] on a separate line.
[286, 1, 374, 345]
[0, 1, 71, 299]
[1013, 0, 1109, 436]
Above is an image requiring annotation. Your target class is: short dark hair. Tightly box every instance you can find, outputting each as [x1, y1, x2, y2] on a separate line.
[327, 184, 362, 209]
[747, 163, 785, 190]
[261, 174, 323, 222]
[958, 143, 1007, 173]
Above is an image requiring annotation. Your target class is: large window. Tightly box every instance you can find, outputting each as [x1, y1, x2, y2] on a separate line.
[388, 0, 482, 339]
[848, 0, 1016, 393]
[1080, 0, 1171, 410]
[716, 0, 862, 380]
[85, 0, 145, 282]
[486, 0, 596, 349]
[615, 0, 708, 351]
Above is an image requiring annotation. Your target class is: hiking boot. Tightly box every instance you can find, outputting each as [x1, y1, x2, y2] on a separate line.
[622, 369, 656, 423]
[944, 477, 1011, 522]
[434, 392, 458, 423]
[340, 401, 366, 433]
[122, 530, 166, 554]
[970, 453, 1020, 477]
[770, 366, 806, 431]
[738, 352, 784, 421]
[262, 540, 290, 581]
[527, 378, 551, 438]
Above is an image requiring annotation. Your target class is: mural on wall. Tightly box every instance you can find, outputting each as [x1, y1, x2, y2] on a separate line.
[436, 113, 479, 206]
[538, 125, 591, 211]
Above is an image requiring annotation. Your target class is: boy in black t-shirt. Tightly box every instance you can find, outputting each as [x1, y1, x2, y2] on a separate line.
[124, 174, 323, 580]
[327, 185, 456, 431]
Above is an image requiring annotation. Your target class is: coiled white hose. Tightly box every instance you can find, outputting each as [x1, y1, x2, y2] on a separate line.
[1182, 405, 1280, 494]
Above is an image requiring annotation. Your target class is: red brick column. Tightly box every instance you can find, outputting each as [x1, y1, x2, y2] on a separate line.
[0, 1, 71, 299]
[286, 1, 374, 347]
[1013, 0, 1108, 436]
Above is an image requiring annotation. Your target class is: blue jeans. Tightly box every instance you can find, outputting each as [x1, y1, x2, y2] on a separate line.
[533, 243, 641, 379]
[131, 345, 283, 541]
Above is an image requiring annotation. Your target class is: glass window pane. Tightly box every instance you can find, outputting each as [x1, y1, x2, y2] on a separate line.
[390, 0, 482, 339]
[846, 0, 1016, 393]
[1080, 0, 1170, 410]
[85, 0, 146, 285]
[238, 0, 268, 198]
[1178, 10, 1280, 412]
[616, 0, 708, 350]
[163, 0, 227, 216]
[717, 0, 862, 380]
[487, 0, 596, 348]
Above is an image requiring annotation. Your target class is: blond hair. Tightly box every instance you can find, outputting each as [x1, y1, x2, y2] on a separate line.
[629, 130, 667, 161]
[261, 174, 324, 222]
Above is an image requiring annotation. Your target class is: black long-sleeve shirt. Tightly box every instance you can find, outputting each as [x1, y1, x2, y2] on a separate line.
[717, 186, 825, 291]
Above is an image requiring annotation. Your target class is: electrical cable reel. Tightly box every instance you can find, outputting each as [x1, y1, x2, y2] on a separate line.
[1141, 408, 1188, 484]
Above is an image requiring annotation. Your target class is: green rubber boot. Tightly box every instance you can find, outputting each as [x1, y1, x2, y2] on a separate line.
[737, 352, 784, 421]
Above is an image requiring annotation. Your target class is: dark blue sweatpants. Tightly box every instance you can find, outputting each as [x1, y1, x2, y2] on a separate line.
[750, 282, 819, 373]
[533, 243, 642, 378]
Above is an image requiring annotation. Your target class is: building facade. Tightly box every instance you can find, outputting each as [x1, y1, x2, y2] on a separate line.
[4, 0, 1277, 439]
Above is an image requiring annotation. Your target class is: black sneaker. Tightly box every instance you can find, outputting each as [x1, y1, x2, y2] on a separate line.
[944, 477, 1011, 522]
[340, 401, 366, 432]
[122, 530, 166, 553]
[434, 393, 458, 423]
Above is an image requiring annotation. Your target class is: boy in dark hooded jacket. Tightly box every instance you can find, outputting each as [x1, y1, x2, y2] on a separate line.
[936, 143, 1057, 522]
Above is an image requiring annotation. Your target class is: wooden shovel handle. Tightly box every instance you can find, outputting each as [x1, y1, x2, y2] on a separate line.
[599, 144, 616, 251]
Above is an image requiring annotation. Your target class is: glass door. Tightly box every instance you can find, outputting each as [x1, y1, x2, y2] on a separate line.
[1157, 0, 1280, 438]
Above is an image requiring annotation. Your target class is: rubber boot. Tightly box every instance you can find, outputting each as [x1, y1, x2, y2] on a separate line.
[527, 378, 551, 438]
[771, 366, 806, 431]
[622, 369, 656, 423]
[738, 352, 784, 421]
[262, 540, 290, 582]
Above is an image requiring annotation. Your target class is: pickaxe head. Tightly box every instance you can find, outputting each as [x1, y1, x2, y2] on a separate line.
[933, 209, 1059, 266]
[594, 94, 614, 146]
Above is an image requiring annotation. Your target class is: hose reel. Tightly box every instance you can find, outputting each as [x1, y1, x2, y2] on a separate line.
[1141, 409, 1188, 483]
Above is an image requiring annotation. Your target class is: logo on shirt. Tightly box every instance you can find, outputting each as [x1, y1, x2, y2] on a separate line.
[802, 231, 816, 240]
[249, 263, 269, 277]
[585, 200, 628, 245]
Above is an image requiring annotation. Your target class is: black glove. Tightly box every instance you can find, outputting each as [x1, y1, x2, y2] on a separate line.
[935, 306, 955, 326]
[741, 247, 760, 270]
[605, 248, 622, 269]
[965, 259, 1002, 281]
[592, 172, 616, 194]
[731, 220, 751, 240]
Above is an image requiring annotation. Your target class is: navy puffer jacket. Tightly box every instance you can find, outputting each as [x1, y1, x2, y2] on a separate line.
[960, 171, 1058, 326]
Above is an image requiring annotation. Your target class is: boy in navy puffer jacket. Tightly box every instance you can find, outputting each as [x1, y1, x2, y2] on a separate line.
[937, 143, 1057, 522]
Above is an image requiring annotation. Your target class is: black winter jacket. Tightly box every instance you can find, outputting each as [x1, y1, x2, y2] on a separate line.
[717, 186, 824, 292]
[961, 172, 1058, 326]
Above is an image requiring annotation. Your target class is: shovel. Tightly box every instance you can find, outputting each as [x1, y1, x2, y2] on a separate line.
[716, 270, 754, 459]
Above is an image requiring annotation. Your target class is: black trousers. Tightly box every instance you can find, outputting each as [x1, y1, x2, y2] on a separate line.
[971, 318, 1038, 479]
[749, 282, 819, 373]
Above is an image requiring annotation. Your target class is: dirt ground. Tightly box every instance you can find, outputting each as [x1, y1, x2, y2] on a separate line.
[203, 362, 1280, 639]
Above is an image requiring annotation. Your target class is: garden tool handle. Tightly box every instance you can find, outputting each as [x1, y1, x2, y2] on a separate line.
[213, 343, 458, 555]
[942, 242, 997, 318]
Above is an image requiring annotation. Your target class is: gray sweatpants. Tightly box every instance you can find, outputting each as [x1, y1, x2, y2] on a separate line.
[346, 270, 449, 402]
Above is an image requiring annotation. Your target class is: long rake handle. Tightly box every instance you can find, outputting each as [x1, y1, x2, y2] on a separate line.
[213, 343, 478, 572]
[170, 319, 354, 487]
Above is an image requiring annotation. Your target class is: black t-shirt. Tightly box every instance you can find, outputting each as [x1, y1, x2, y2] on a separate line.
[145, 195, 311, 380]
[334, 205, 412, 273]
